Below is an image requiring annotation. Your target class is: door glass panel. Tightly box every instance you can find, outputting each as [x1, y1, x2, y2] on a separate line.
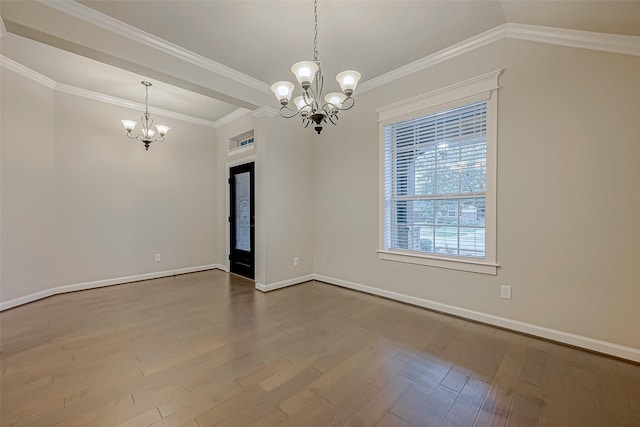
[234, 171, 251, 251]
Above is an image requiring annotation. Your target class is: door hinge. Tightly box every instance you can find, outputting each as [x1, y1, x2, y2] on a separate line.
[228, 216, 231, 222]
[228, 177, 232, 184]
[228, 254, 231, 260]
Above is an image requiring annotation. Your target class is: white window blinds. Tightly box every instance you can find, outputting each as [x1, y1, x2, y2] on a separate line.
[384, 101, 487, 258]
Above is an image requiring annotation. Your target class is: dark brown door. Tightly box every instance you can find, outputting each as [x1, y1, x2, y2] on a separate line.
[229, 162, 255, 279]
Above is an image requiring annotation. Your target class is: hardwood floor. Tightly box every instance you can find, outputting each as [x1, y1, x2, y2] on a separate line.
[1, 270, 639, 426]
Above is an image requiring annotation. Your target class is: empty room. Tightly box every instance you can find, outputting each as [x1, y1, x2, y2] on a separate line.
[1, 0, 639, 426]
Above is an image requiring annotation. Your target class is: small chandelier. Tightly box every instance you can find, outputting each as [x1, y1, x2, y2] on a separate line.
[121, 81, 170, 151]
[270, 0, 361, 134]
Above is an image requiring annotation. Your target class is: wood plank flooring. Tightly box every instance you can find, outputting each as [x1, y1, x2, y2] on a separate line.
[1, 270, 639, 426]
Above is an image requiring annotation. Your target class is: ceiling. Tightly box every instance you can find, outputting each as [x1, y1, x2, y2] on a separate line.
[1, 1, 639, 124]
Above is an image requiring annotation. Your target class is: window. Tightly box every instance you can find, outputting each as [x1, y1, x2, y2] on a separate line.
[228, 130, 255, 154]
[378, 71, 501, 274]
[239, 136, 254, 147]
[385, 101, 487, 257]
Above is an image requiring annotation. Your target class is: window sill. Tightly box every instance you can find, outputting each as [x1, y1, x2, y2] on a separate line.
[228, 144, 255, 156]
[377, 250, 498, 275]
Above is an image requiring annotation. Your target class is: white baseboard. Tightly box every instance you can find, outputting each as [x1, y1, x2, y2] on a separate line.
[255, 274, 315, 293]
[0, 264, 223, 311]
[313, 274, 640, 363]
[3, 267, 637, 362]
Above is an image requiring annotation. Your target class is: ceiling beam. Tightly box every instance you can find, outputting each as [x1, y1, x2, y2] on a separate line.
[4, 20, 262, 110]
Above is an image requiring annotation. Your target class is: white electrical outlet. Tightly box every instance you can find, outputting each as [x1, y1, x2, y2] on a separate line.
[155, 253, 161, 262]
[293, 257, 299, 266]
[500, 285, 512, 300]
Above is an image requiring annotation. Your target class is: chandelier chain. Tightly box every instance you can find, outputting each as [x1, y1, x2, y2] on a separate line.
[313, 0, 318, 63]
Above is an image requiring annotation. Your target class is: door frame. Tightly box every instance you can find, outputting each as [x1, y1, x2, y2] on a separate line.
[225, 156, 256, 279]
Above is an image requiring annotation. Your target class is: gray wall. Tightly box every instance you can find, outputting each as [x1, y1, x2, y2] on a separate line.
[312, 38, 640, 350]
[1, 69, 218, 303]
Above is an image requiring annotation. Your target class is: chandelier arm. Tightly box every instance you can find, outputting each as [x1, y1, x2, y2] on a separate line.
[302, 90, 314, 106]
[142, 84, 151, 133]
[279, 105, 301, 119]
[142, 112, 154, 134]
[321, 105, 339, 125]
[339, 97, 356, 111]
[319, 97, 355, 114]
[315, 70, 323, 105]
[303, 71, 323, 114]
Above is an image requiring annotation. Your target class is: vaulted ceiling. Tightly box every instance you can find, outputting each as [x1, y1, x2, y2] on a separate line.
[1, 1, 639, 123]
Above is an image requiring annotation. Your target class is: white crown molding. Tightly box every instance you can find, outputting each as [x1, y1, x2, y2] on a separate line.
[36, 0, 271, 94]
[360, 23, 640, 94]
[56, 82, 219, 128]
[213, 108, 250, 128]
[506, 23, 640, 57]
[359, 25, 508, 94]
[252, 106, 279, 118]
[0, 55, 222, 128]
[6, 5, 639, 114]
[0, 55, 56, 88]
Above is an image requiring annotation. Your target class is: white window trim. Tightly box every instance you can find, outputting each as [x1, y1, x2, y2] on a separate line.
[228, 130, 255, 155]
[228, 143, 255, 156]
[377, 70, 502, 275]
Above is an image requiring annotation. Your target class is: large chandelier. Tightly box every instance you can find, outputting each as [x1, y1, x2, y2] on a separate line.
[270, 0, 361, 134]
[121, 81, 170, 151]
